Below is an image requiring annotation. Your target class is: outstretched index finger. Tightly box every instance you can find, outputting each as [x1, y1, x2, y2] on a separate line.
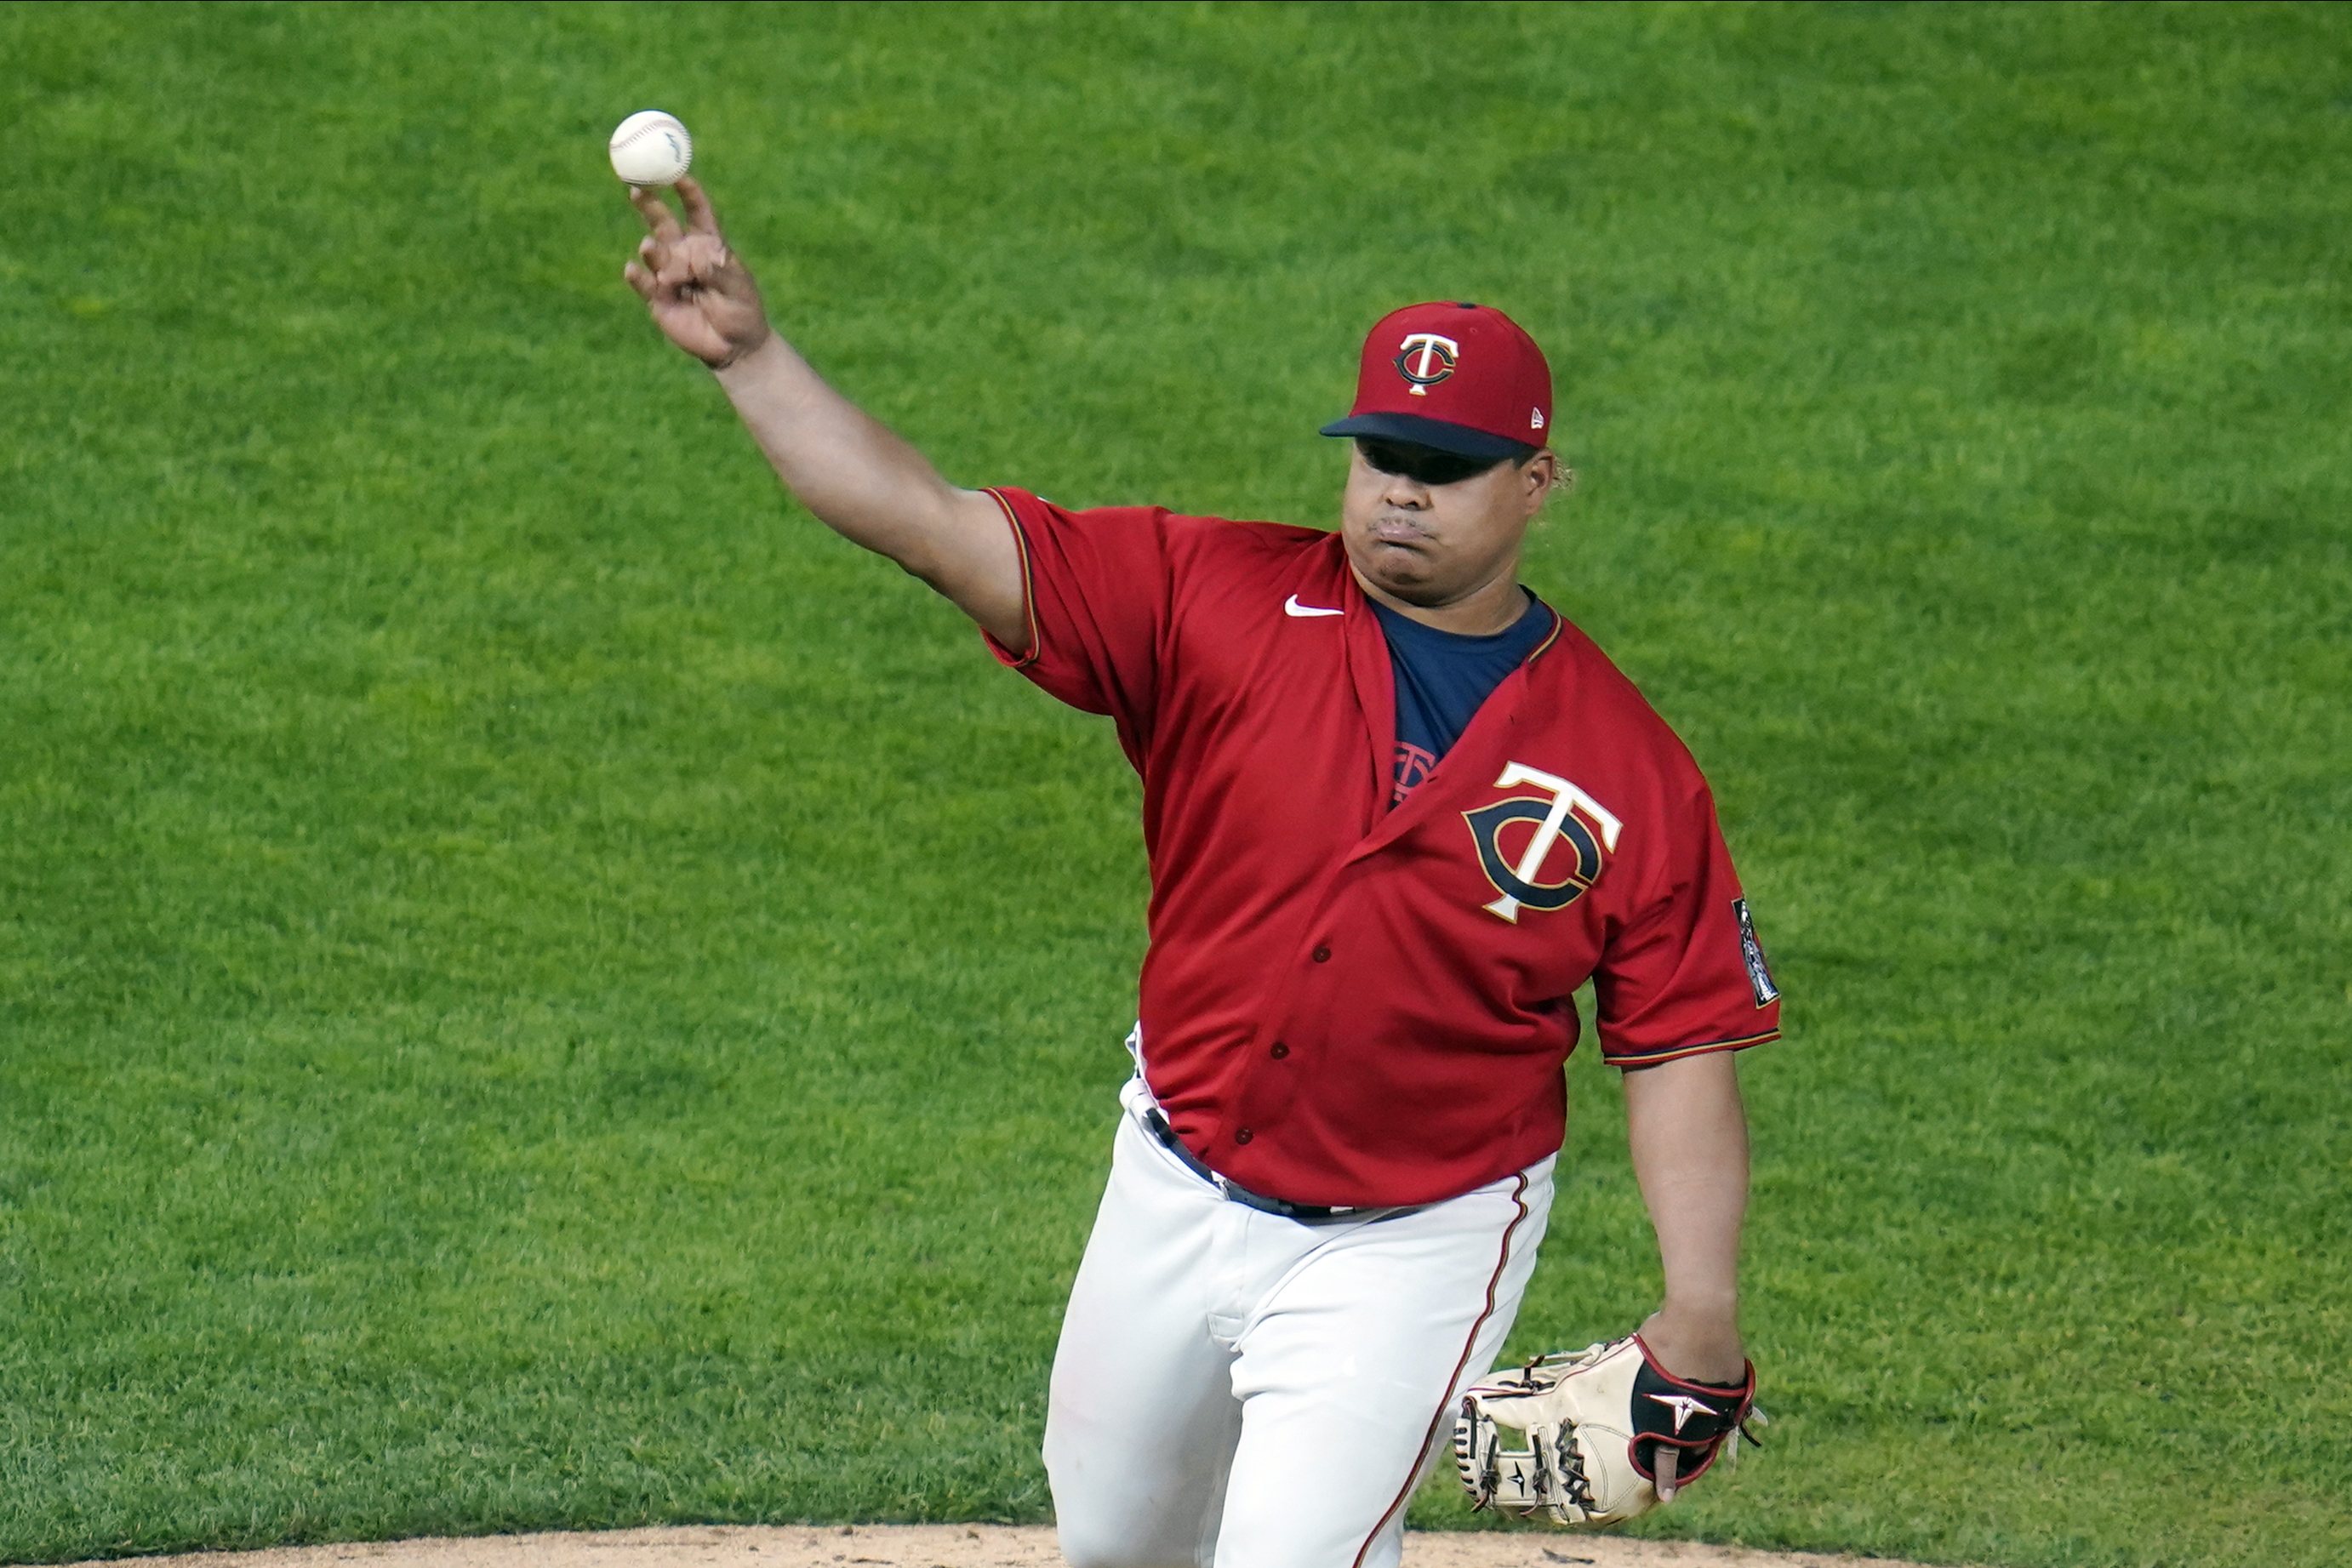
[676, 175, 722, 238]
[629, 183, 683, 242]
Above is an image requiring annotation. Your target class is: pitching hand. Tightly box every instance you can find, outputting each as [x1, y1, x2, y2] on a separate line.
[624, 177, 771, 369]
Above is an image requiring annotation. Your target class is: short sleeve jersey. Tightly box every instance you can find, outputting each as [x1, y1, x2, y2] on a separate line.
[984, 488, 1779, 1209]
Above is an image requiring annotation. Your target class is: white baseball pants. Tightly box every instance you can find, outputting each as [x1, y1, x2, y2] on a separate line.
[1044, 1075, 1556, 1568]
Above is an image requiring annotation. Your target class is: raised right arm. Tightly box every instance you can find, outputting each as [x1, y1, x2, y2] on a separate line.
[623, 179, 1027, 650]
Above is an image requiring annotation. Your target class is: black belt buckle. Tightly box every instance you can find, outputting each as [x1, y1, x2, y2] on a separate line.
[1142, 1107, 1356, 1223]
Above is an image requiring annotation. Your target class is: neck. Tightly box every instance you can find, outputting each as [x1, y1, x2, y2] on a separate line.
[1351, 566, 1528, 636]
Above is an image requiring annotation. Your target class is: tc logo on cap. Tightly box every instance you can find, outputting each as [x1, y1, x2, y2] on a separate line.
[1322, 302, 1552, 458]
[1394, 333, 1459, 396]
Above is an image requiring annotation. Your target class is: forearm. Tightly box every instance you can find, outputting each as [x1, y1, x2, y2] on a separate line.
[713, 334, 970, 573]
[1620, 1049, 1750, 1382]
[624, 180, 1025, 645]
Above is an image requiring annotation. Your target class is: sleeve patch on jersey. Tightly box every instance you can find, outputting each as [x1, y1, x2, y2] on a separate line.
[1733, 898, 1778, 1007]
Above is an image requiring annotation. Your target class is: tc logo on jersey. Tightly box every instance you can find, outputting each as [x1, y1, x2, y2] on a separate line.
[1463, 763, 1624, 923]
[1394, 333, 1459, 396]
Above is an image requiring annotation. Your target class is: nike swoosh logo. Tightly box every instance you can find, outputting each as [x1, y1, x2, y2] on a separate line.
[1284, 595, 1344, 618]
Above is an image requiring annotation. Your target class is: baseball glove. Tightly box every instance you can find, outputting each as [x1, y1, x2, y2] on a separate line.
[1453, 1335, 1765, 1526]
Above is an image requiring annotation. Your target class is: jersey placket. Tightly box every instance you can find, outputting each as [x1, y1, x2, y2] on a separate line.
[1217, 619, 1548, 1177]
[1248, 591, 1394, 1149]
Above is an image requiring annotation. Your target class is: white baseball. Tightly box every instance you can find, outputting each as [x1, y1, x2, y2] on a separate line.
[608, 110, 693, 185]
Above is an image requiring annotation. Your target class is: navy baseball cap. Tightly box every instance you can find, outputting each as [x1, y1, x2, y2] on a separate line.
[1321, 301, 1553, 460]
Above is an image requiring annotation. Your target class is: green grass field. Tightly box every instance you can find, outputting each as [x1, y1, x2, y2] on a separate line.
[3, 3, 2347, 1565]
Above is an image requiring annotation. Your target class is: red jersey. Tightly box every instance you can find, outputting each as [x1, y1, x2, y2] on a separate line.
[985, 488, 1779, 1209]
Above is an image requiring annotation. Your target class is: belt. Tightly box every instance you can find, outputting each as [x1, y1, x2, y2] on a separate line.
[1142, 1107, 1364, 1223]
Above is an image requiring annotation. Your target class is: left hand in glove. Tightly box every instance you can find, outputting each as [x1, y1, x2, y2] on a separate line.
[1453, 1334, 1766, 1526]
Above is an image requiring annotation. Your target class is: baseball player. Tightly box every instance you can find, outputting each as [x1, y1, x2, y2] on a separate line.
[625, 179, 1778, 1568]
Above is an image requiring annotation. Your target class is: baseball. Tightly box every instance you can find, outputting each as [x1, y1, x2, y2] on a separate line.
[608, 110, 692, 185]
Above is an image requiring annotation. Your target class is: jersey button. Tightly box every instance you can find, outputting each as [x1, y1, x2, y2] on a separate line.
[1270, 1042, 1289, 1059]
[1234, 1127, 1254, 1144]
[1311, 944, 1331, 963]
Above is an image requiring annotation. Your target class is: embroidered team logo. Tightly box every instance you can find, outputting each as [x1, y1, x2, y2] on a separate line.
[1392, 741, 1437, 805]
[1462, 762, 1624, 923]
[1394, 332, 1459, 396]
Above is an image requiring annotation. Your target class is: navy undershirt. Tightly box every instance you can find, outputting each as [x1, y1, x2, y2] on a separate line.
[1370, 591, 1553, 804]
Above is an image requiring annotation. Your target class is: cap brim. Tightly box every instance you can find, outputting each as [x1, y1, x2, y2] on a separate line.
[1319, 412, 1540, 461]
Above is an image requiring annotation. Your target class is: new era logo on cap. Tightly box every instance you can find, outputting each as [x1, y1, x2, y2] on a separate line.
[1322, 301, 1554, 460]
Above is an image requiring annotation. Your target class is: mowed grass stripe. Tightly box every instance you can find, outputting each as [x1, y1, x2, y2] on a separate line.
[1, 4, 2346, 1565]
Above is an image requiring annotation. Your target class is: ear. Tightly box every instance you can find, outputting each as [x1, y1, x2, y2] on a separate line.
[1520, 450, 1560, 511]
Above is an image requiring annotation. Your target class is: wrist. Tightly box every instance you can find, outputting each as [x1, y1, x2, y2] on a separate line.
[1657, 1286, 1739, 1327]
[1639, 1303, 1745, 1385]
[708, 322, 778, 375]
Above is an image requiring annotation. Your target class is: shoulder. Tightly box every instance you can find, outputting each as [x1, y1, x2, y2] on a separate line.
[991, 487, 1335, 577]
[994, 488, 1309, 537]
[1530, 614, 1668, 721]
[1082, 499, 1330, 562]
[1528, 612, 1711, 793]
[1165, 511, 1334, 578]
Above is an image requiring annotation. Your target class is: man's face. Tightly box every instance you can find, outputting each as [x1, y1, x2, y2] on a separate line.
[1339, 438, 1556, 613]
